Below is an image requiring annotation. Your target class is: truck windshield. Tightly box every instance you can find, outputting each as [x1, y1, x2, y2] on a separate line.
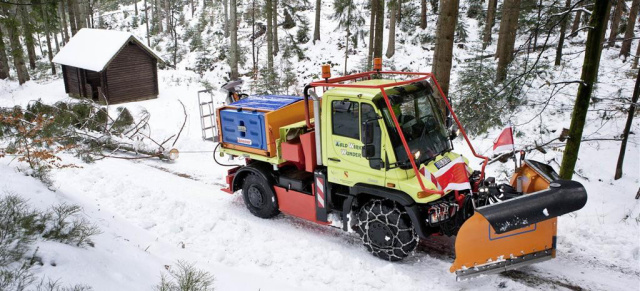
[378, 82, 451, 168]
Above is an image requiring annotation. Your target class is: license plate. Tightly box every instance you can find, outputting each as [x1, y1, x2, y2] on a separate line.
[434, 156, 452, 169]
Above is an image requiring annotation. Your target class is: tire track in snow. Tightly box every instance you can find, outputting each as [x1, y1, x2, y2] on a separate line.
[137, 160, 597, 290]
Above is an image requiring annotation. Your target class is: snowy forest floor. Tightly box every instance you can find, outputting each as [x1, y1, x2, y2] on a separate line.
[0, 66, 638, 290]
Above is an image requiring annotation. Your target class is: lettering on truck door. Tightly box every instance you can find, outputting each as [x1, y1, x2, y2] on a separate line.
[327, 100, 385, 187]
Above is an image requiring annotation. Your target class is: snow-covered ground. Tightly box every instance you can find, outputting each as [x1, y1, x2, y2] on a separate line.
[1, 0, 640, 290]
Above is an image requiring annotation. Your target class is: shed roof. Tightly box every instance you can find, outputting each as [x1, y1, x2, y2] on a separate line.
[52, 28, 163, 72]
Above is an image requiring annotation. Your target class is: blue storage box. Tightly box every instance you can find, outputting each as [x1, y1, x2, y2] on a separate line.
[219, 95, 303, 151]
[220, 109, 267, 150]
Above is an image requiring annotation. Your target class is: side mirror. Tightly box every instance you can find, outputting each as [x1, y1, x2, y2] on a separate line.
[362, 144, 375, 158]
[361, 121, 374, 145]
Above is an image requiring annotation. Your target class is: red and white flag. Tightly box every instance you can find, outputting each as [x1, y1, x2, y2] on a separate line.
[493, 127, 514, 155]
[420, 157, 471, 192]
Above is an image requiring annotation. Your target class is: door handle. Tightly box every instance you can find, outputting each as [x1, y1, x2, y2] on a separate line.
[328, 157, 341, 162]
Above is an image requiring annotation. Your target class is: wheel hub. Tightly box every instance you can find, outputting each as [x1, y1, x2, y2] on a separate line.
[368, 221, 394, 248]
[247, 186, 264, 208]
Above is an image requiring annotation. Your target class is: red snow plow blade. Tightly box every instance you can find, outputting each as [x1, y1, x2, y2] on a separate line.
[450, 160, 587, 280]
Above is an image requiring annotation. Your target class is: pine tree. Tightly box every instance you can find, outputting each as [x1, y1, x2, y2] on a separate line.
[273, 0, 279, 55]
[560, 0, 611, 180]
[19, 2, 36, 70]
[373, 0, 383, 59]
[615, 68, 639, 179]
[367, 0, 377, 69]
[555, 0, 572, 66]
[59, 2, 69, 43]
[570, 1, 583, 35]
[267, 0, 274, 71]
[482, 0, 497, 49]
[620, 0, 640, 59]
[420, 0, 426, 29]
[495, 0, 522, 83]
[67, 0, 78, 35]
[334, 0, 364, 74]
[313, 0, 321, 43]
[230, 0, 239, 80]
[431, 0, 459, 96]
[385, 0, 397, 58]
[224, 0, 229, 37]
[0, 26, 10, 80]
[608, 0, 624, 47]
[1, 4, 30, 85]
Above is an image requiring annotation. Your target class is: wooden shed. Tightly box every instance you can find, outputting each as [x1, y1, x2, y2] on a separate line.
[53, 28, 163, 104]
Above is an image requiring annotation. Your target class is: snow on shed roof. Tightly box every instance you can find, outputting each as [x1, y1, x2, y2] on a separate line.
[52, 29, 163, 72]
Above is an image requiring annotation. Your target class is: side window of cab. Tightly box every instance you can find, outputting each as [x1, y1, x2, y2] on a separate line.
[361, 103, 383, 169]
[332, 100, 359, 139]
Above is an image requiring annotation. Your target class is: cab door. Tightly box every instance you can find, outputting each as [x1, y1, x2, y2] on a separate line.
[325, 99, 386, 187]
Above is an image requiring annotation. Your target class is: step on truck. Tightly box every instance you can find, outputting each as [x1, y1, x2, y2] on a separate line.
[213, 60, 587, 279]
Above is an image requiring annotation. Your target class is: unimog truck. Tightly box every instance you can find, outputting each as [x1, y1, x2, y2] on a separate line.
[211, 61, 587, 279]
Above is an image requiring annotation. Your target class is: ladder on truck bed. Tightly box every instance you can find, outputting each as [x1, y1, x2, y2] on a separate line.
[198, 90, 218, 142]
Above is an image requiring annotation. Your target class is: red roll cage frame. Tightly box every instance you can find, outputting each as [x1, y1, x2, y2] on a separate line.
[303, 70, 489, 196]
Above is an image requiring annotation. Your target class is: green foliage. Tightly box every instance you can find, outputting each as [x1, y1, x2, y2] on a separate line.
[111, 107, 134, 134]
[466, 0, 485, 20]
[296, 18, 311, 44]
[155, 261, 214, 291]
[0, 195, 99, 290]
[41, 203, 101, 248]
[454, 59, 522, 135]
[455, 18, 469, 43]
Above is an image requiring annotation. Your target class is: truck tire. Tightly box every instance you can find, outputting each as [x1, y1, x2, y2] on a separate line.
[242, 173, 279, 218]
[356, 199, 418, 261]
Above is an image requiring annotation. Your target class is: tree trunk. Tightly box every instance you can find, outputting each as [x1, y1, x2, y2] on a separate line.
[555, 0, 572, 66]
[230, 0, 239, 80]
[144, 0, 150, 45]
[420, 0, 427, 30]
[607, 0, 624, 47]
[386, 1, 397, 58]
[266, 0, 274, 71]
[73, 0, 85, 30]
[559, 0, 611, 180]
[615, 68, 639, 180]
[495, 0, 522, 83]
[367, 0, 377, 69]
[273, 0, 279, 55]
[482, 0, 497, 49]
[19, 3, 37, 70]
[570, 3, 582, 36]
[165, 0, 170, 34]
[633, 40, 640, 69]
[135, 0, 138, 16]
[155, 0, 163, 33]
[373, 0, 384, 59]
[252, 0, 257, 77]
[59, 2, 69, 43]
[54, 32, 60, 53]
[431, 0, 459, 97]
[2, 6, 30, 85]
[621, 0, 640, 59]
[96, 0, 103, 28]
[223, 0, 229, 37]
[42, 6, 56, 75]
[0, 27, 10, 80]
[313, 0, 321, 43]
[191, 0, 194, 17]
[344, 28, 350, 74]
[67, 0, 77, 36]
[532, 0, 543, 50]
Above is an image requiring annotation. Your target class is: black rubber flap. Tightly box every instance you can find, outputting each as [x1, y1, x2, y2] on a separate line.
[476, 180, 588, 234]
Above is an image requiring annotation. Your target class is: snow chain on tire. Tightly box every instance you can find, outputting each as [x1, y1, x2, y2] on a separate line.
[356, 200, 418, 261]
